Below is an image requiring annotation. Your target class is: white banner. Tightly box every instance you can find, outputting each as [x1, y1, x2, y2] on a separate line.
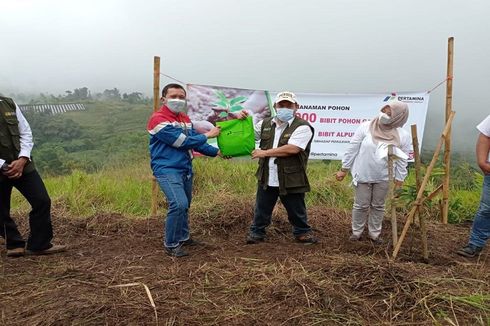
[187, 84, 430, 160]
[278, 92, 430, 160]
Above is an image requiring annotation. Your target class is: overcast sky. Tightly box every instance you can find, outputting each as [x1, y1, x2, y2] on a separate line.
[1, 0, 489, 152]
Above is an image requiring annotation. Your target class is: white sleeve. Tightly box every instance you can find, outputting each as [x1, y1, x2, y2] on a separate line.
[254, 120, 263, 142]
[15, 104, 34, 159]
[342, 123, 367, 169]
[394, 129, 412, 181]
[287, 125, 313, 150]
[476, 115, 490, 137]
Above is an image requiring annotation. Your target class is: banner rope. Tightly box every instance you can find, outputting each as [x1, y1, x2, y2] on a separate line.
[427, 76, 453, 93]
[159, 72, 187, 85]
[160, 72, 449, 94]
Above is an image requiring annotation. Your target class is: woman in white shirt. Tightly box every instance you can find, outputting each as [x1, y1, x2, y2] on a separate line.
[336, 100, 411, 244]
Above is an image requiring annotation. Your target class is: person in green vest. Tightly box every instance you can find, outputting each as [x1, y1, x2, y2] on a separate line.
[0, 96, 66, 257]
[246, 91, 318, 244]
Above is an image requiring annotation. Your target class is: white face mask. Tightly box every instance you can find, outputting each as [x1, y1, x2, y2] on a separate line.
[167, 99, 187, 113]
[379, 112, 391, 125]
[276, 108, 295, 122]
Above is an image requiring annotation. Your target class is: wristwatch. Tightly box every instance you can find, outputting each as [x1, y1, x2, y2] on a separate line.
[340, 167, 349, 173]
[1, 163, 9, 171]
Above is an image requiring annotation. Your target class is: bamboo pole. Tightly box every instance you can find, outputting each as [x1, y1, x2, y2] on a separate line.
[427, 184, 443, 201]
[387, 145, 398, 247]
[411, 125, 422, 199]
[151, 56, 161, 217]
[392, 111, 455, 259]
[442, 37, 454, 224]
[411, 124, 428, 260]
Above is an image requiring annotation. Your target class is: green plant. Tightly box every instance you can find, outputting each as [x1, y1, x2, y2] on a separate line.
[213, 90, 247, 118]
[450, 162, 480, 190]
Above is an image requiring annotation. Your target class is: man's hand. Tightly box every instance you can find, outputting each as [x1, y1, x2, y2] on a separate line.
[335, 171, 347, 181]
[205, 126, 221, 139]
[232, 110, 249, 120]
[479, 162, 490, 175]
[4, 157, 28, 179]
[217, 150, 232, 160]
[394, 180, 404, 188]
[251, 149, 267, 159]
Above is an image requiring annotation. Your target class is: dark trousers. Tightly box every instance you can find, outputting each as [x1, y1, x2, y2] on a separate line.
[0, 170, 53, 250]
[250, 186, 311, 237]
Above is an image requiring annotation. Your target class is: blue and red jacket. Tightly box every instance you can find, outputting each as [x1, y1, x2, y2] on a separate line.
[147, 105, 218, 175]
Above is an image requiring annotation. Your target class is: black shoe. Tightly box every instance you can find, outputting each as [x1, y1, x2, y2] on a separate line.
[246, 234, 265, 244]
[370, 237, 384, 245]
[165, 245, 188, 257]
[181, 238, 203, 247]
[6, 247, 25, 257]
[295, 233, 318, 245]
[25, 244, 67, 256]
[349, 234, 361, 241]
[456, 244, 483, 258]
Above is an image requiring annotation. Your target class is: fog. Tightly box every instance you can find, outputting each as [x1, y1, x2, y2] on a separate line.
[1, 0, 489, 153]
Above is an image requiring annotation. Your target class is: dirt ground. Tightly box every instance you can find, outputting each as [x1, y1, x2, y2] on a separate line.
[1, 204, 489, 325]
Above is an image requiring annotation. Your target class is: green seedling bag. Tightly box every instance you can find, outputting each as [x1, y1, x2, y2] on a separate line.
[216, 116, 255, 157]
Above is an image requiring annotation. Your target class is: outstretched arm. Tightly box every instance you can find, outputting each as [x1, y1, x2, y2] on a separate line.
[476, 133, 490, 174]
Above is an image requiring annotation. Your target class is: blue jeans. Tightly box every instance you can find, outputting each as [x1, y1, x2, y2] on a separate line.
[469, 174, 490, 248]
[156, 173, 193, 249]
[250, 186, 311, 237]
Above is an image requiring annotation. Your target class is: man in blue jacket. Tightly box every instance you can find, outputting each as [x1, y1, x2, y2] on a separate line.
[147, 83, 221, 257]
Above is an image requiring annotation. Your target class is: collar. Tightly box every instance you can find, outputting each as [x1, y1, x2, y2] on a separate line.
[159, 105, 192, 124]
[161, 104, 181, 117]
[272, 116, 296, 127]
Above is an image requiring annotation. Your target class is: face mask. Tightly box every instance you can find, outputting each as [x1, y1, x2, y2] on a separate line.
[379, 112, 391, 125]
[167, 99, 187, 113]
[276, 108, 295, 122]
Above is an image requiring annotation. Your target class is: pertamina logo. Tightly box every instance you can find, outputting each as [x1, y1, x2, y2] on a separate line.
[383, 93, 425, 103]
[396, 95, 425, 103]
[383, 94, 396, 102]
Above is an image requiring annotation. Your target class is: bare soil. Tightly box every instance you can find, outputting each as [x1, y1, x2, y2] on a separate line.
[1, 204, 489, 325]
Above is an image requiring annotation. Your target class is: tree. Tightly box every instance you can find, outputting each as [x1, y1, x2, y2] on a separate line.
[102, 88, 121, 101]
[122, 92, 144, 104]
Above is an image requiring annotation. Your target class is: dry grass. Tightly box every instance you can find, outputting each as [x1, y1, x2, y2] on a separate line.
[0, 204, 489, 325]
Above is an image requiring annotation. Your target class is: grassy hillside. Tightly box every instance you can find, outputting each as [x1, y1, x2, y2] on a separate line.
[11, 159, 482, 224]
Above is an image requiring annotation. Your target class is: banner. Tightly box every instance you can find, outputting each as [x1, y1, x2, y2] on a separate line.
[187, 84, 430, 160]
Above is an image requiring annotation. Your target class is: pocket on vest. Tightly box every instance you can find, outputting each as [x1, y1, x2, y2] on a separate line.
[283, 165, 306, 188]
[5, 120, 21, 151]
[0, 131, 9, 147]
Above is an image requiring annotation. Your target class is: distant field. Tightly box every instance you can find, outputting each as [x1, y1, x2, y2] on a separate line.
[26, 101, 151, 175]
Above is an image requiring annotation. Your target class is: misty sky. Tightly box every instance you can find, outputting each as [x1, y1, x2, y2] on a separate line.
[1, 0, 489, 152]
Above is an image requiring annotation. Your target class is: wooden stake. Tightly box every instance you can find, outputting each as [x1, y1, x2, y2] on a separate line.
[442, 37, 454, 224]
[411, 125, 422, 199]
[151, 56, 161, 217]
[387, 145, 398, 247]
[153, 56, 161, 113]
[392, 111, 455, 259]
[411, 124, 428, 260]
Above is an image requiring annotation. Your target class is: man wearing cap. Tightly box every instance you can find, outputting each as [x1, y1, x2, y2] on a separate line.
[0, 96, 66, 257]
[246, 91, 317, 244]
